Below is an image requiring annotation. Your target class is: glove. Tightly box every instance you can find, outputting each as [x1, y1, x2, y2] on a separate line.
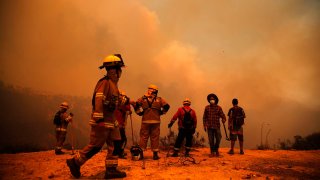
[168, 122, 174, 128]
[191, 128, 196, 134]
[204, 127, 207, 132]
[119, 95, 129, 106]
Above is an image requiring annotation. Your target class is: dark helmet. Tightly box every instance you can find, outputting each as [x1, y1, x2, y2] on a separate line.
[207, 93, 219, 104]
[232, 98, 238, 105]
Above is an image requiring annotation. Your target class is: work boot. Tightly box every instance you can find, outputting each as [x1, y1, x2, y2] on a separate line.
[118, 152, 127, 159]
[55, 149, 65, 155]
[215, 150, 220, 157]
[118, 149, 127, 159]
[171, 150, 179, 157]
[239, 141, 244, 155]
[228, 149, 234, 155]
[104, 167, 126, 179]
[66, 158, 81, 178]
[240, 150, 244, 155]
[153, 151, 160, 160]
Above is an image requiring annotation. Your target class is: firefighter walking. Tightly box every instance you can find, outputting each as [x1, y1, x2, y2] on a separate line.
[66, 54, 127, 179]
[134, 84, 170, 160]
[168, 98, 197, 157]
[53, 101, 73, 155]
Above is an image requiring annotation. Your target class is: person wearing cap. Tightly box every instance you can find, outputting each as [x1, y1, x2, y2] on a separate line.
[66, 54, 127, 179]
[227, 98, 246, 155]
[112, 90, 132, 159]
[203, 93, 226, 157]
[134, 84, 170, 160]
[53, 101, 73, 155]
[168, 98, 197, 157]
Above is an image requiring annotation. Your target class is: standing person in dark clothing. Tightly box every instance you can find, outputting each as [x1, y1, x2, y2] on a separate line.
[113, 90, 132, 159]
[168, 98, 197, 157]
[203, 94, 226, 157]
[227, 98, 246, 155]
[53, 101, 73, 155]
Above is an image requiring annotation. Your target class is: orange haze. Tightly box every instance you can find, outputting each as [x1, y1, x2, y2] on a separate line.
[1, 0, 319, 148]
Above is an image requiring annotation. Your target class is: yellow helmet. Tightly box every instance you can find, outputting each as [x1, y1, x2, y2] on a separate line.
[60, 101, 69, 109]
[148, 84, 158, 91]
[183, 98, 191, 105]
[99, 54, 125, 69]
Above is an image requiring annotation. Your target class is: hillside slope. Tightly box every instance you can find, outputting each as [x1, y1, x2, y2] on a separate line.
[0, 148, 319, 179]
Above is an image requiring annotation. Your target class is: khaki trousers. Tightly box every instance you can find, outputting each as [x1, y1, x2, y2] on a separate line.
[139, 123, 160, 152]
[74, 125, 120, 167]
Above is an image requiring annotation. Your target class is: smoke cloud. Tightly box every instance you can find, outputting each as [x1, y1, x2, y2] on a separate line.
[1, 0, 319, 148]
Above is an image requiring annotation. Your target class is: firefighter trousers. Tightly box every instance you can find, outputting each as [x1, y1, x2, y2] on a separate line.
[74, 124, 120, 168]
[55, 130, 67, 150]
[139, 123, 160, 152]
[174, 128, 194, 151]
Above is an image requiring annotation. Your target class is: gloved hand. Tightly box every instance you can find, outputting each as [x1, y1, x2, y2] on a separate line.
[168, 122, 174, 128]
[191, 128, 196, 134]
[204, 127, 207, 132]
[119, 95, 129, 105]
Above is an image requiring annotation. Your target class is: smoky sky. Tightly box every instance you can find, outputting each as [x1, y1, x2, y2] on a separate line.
[1, 0, 319, 148]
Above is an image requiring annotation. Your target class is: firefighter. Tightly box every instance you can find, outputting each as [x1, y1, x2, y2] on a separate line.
[66, 54, 127, 179]
[53, 101, 73, 155]
[168, 98, 197, 157]
[203, 93, 226, 157]
[134, 84, 170, 160]
[112, 90, 132, 159]
[227, 98, 246, 155]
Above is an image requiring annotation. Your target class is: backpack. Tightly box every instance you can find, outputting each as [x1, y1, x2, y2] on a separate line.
[232, 108, 244, 126]
[53, 111, 62, 126]
[182, 108, 194, 129]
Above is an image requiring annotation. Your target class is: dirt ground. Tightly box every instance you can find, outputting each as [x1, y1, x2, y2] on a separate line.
[0, 148, 319, 180]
